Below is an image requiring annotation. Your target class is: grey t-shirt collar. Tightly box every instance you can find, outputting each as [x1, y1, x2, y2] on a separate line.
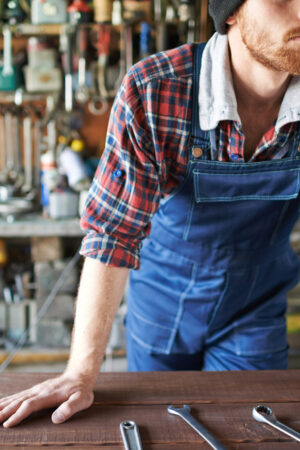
[199, 32, 300, 133]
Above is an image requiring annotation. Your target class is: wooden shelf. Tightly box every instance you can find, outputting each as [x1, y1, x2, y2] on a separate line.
[0, 213, 82, 237]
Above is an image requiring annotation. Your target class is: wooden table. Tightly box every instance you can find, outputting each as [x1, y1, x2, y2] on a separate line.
[0, 370, 300, 449]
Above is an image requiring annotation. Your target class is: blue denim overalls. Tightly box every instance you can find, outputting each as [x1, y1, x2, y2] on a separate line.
[126, 43, 300, 371]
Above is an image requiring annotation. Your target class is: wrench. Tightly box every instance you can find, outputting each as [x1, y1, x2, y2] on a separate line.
[120, 421, 143, 450]
[168, 405, 227, 450]
[253, 405, 300, 442]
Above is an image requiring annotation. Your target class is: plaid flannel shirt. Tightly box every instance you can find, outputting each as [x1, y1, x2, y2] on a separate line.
[80, 42, 297, 269]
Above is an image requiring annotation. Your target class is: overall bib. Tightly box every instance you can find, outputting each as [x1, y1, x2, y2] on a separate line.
[126, 44, 300, 371]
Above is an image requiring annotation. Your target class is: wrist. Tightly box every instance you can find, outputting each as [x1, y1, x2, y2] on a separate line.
[64, 362, 100, 387]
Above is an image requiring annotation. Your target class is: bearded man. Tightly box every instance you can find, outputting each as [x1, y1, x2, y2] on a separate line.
[1, 0, 300, 427]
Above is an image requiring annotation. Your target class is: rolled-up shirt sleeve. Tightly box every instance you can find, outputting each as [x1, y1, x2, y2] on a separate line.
[80, 68, 162, 269]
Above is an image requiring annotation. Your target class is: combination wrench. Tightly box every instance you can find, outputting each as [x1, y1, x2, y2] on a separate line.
[253, 405, 300, 442]
[168, 405, 227, 450]
[120, 420, 143, 450]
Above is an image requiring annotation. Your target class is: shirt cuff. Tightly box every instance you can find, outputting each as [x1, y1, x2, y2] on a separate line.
[80, 231, 141, 270]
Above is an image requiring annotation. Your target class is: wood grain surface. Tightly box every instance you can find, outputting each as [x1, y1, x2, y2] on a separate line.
[0, 370, 299, 449]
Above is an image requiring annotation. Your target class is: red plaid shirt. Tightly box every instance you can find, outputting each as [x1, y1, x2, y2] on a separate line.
[80, 43, 297, 269]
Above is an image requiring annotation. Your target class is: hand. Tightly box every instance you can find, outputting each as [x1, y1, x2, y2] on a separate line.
[0, 373, 94, 428]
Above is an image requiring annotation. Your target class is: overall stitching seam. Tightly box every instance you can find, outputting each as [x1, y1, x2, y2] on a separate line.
[128, 330, 168, 353]
[183, 196, 195, 241]
[237, 266, 260, 313]
[269, 201, 291, 245]
[193, 168, 300, 175]
[207, 266, 259, 337]
[190, 158, 300, 170]
[235, 322, 287, 356]
[130, 309, 173, 330]
[206, 272, 229, 331]
[194, 195, 299, 202]
[166, 262, 198, 354]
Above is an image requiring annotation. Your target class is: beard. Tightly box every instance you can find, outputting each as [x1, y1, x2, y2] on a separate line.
[237, 7, 300, 75]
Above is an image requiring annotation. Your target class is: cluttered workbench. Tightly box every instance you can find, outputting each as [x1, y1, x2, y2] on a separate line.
[0, 370, 300, 449]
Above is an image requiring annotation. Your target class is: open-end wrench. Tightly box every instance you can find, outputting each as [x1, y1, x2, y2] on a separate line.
[120, 421, 143, 450]
[168, 405, 227, 450]
[253, 405, 300, 442]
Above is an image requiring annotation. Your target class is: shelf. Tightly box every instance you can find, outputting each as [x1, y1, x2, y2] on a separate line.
[0, 22, 122, 37]
[0, 91, 51, 103]
[0, 213, 83, 237]
[2, 23, 81, 36]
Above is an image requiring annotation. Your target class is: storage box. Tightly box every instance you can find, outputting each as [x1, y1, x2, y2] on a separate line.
[23, 66, 62, 92]
[49, 191, 79, 219]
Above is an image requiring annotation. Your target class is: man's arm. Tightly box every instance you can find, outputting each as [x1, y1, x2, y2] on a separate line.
[0, 257, 129, 428]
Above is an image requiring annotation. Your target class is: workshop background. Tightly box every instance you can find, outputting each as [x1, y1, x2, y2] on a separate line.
[0, 0, 299, 374]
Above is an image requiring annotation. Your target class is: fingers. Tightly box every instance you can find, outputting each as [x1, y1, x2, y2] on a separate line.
[2, 394, 55, 428]
[0, 399, 23, 424]
[2, 398, 36, 428]
[52, 390, 94, 424]
[0, 388, 63, 428]
[0, 376, 95, 428]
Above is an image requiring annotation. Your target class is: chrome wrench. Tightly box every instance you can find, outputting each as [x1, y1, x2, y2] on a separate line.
[168, 405, 227, 450]
[253, 405, 300, 442]
[120, 420, 143, 450]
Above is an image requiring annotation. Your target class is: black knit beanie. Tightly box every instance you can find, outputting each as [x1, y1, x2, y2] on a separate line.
[209, 0, 246, 34]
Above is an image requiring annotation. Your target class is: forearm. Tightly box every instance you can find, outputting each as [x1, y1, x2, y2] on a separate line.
[65, 257, 129, 384]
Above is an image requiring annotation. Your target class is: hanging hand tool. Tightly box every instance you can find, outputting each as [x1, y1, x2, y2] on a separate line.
[60, 25, 75, 113]
[176, 0, 195, 44]
[89, 0, 126, 112]
[0, 106, 6, 184]
[120, 421, 143, 450]
[12, 88, 24, 190]
[168, 405, 227, 450]
[75, 26, 89, 104]
[154, 0, 168, 52]
[22, 106, 34, 194]
[33, 107, 43, 198]
[4, 106, 16, 181]
[253, 405, 300, 442]
[11, 106, 22, 184]
[95, 23, 115, 98]
[88, 23, 110, 115]
[0, 26, 23, 91]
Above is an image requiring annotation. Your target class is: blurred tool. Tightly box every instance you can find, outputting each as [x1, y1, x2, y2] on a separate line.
[154, 0, 168, 52]
[40, 147, 58, 211]
[59, 139, 90, 191]
[31, 0, 67, 25]
[75, 26, 89, 103]
[0, 26, 23, 91]
[67, 0, 93, 24]
[176, 0, 195, 43]
[60, 25, 75, 112]
[10, 103, 22, 186]
[140, 22, 153, 59]
[2, 0, 26, 24]
[22, 107, 34, 194]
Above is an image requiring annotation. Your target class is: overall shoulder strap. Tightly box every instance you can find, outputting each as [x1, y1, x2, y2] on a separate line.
[191, 43, 210, 144]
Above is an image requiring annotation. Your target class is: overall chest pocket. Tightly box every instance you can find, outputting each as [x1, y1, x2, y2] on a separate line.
[193, 166, 300, 203]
